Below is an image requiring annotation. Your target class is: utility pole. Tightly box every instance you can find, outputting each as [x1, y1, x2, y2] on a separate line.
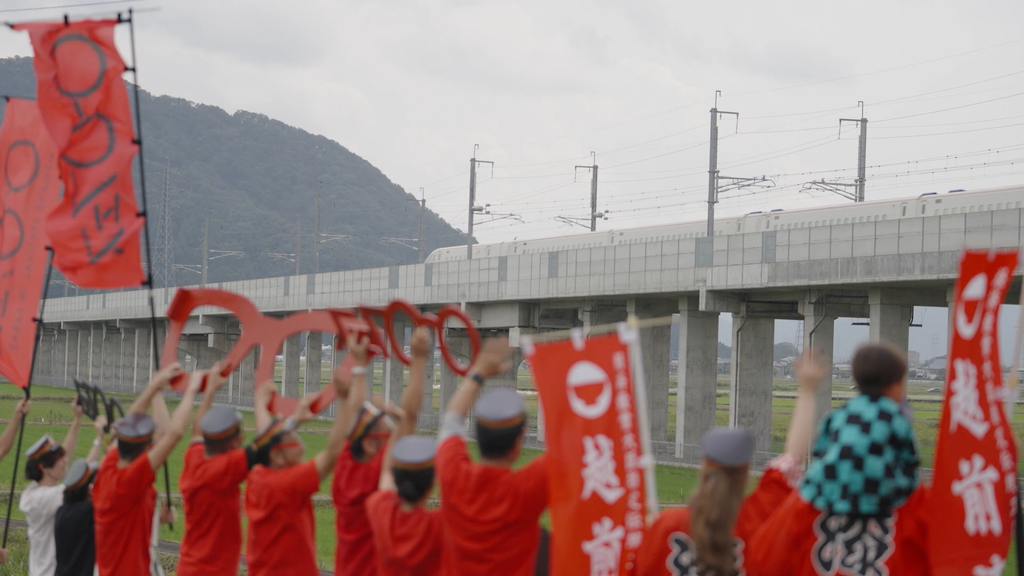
[803, 102, 869, 202]
[294, 222, 302, 275]
[707, 91, 739, 239]
[418, 187, 426, 263]
[201, 217, 209, 285]
[467, 144, 494, 259]
[314, 182, 321, 275]
[575, 152, 600, 232]
[840, 101, 868, 202]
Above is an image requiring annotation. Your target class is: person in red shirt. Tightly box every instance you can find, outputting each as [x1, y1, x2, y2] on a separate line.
[747, 343, 930, 576]
[436, 336, 549, 576]
[634, 350, 827, 576]
[177, 363, 261, 576]
[365, 327, 444, 576]
[333, 328, 416, 576]
[245, 333, 367, 576]
[93, 362, 198, 576]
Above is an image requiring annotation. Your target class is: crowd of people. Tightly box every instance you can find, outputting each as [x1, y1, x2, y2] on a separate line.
[0, 325, 930, 576]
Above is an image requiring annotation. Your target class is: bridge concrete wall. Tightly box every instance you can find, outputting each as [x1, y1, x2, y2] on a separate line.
[20, 208, 1024, 467]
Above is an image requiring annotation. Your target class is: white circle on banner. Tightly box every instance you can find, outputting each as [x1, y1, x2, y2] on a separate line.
[566, 360, 613, 419]
[956, 273, 988, 341]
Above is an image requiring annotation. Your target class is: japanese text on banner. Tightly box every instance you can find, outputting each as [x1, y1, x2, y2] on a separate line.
[527, 331, 649, 576]
[930, 249, 1019, 576]
[16, 19, 145, 288]
[0, 98, 60, 388]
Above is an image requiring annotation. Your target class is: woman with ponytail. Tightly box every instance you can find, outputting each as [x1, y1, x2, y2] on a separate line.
[634, 350, 827, 576]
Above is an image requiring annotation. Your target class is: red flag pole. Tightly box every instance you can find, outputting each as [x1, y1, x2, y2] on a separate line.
[2, 248, 54, 547]
[122, 8, 173, 530]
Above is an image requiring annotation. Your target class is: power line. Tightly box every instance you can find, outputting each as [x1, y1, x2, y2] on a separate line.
[0, 0, 151, 13]
[874, 91, 1024, 123]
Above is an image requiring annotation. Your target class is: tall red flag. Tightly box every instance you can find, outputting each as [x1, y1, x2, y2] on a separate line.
[930, 249, 1019, 576]
[526, 329, 650, 575]
[15, 19, 145, 288]
[0, 98, 61, 388]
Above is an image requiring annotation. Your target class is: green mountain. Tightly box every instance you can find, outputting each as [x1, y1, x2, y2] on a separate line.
[0, 56, 466, 288]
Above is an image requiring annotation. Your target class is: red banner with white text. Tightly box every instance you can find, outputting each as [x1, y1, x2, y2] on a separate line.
[930, 249, 1019, 576]
[526, 329, 648, 575]
[16, 19, 145, 288]
[0, 98, 60, 388]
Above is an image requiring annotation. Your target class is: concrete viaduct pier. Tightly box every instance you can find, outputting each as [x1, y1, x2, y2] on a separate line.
[26, 209, 1024, 464]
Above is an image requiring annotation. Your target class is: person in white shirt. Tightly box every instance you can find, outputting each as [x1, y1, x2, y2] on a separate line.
[0, 397, 30, 565]
[20, 398, 103, 576]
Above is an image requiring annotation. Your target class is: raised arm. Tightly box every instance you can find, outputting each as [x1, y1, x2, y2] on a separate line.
[129, 363, 184, 416]
[308, 388, 350, 480]
[86, 415, 108, 463]
[398, 327, 431, 436]
[148, 370, 205, 471]
[191, 363, 229, 443]
[0, 398, 29, 462]
[254, 380, 275, 434]
[785, 349, 827, 463]
[378, 404, 407, 491]
[445, 337, 512, 419]
[63, 397, 84, 454]
[341, 333, 371, 428]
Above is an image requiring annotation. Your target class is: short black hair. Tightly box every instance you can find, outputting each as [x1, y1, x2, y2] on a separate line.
[852, 343, 907, 398]
[63, 478, 93, 505]
[117, 440, 149, 462]
[204, 431, 241, 457]
[25, 446, 66, 482]
[394, 467, 434, 504]
[476, 420, 525, 460]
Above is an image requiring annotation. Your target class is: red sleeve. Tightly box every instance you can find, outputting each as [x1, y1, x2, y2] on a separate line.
[365, 490, 396, 522]
[735, 470, 796, 541]
[216, 448, 251, 487]
[276, 460, 320, 498]
[517, 453, 548, 515]
[436, 435, 469, 488]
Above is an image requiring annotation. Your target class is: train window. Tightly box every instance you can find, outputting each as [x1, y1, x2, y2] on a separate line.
[943, 209, 950, 215]
[901, 206, 906, 217]
[997, 204, 1004, 210]
[737, 222, 742, 232]
[969, 207, 976, 213]
[921, 205, 926, 215]
[882, 215, 887, 220]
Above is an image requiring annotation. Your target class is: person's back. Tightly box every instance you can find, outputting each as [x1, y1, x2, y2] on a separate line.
[747, 343, 929, 576]
[437, 383, 548, 576]
[332, 438, 384, 576]
[55, 459, 98, 576]
[93, 426, 157, 576]
[177, 397, 254, 576]
[55, 501, 95, 576]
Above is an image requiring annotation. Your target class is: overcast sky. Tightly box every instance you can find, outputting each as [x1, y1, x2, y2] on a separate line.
[2, 0, 1023, 359]
[3, 0, 1023, 245]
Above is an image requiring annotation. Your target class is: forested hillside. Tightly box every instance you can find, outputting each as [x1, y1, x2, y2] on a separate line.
[0, 57, 466, 287]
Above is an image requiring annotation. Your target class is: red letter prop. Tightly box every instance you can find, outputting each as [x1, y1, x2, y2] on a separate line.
[526, 330, 649, 575]
[0, 98, 60, 388]
[160, 288, 479, 416]
[15, 19, 145, 288]
[930, 249, 1019, 575]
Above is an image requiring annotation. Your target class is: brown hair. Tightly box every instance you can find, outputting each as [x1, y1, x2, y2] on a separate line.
[688, 464, 747, 576]
[851, 343, 907, 398]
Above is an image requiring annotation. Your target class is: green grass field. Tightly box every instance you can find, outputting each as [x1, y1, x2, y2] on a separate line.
[0, 377, 1018, 574]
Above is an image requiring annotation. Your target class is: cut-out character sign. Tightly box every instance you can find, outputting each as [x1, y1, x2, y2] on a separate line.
[0, 98, 60, 389]
[159, 288, 481, 416]
[15, 19, 145, 288]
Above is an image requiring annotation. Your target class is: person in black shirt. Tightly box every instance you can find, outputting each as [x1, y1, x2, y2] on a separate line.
[55, 458, 98, 576]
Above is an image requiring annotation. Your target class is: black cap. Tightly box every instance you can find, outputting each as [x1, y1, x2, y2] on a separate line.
[701, 427, 754, 467]
[474, 389, 525, 429]
[25, 434, 60, 461]
[392, 436, 436, 471]
[201, 406, 243, 440]
[63, 459, 97, 491]
[115, 413, 156, 445]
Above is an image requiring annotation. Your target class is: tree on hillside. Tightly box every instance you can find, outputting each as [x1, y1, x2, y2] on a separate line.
[0, 57, 468, 288]
[774, 342, 799, 361]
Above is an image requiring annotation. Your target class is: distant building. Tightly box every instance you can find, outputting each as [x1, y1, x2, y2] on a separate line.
[907, 350, 921, 367]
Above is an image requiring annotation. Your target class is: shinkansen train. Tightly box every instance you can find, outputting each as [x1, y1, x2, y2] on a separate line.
[425, 185, 1024, 263]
